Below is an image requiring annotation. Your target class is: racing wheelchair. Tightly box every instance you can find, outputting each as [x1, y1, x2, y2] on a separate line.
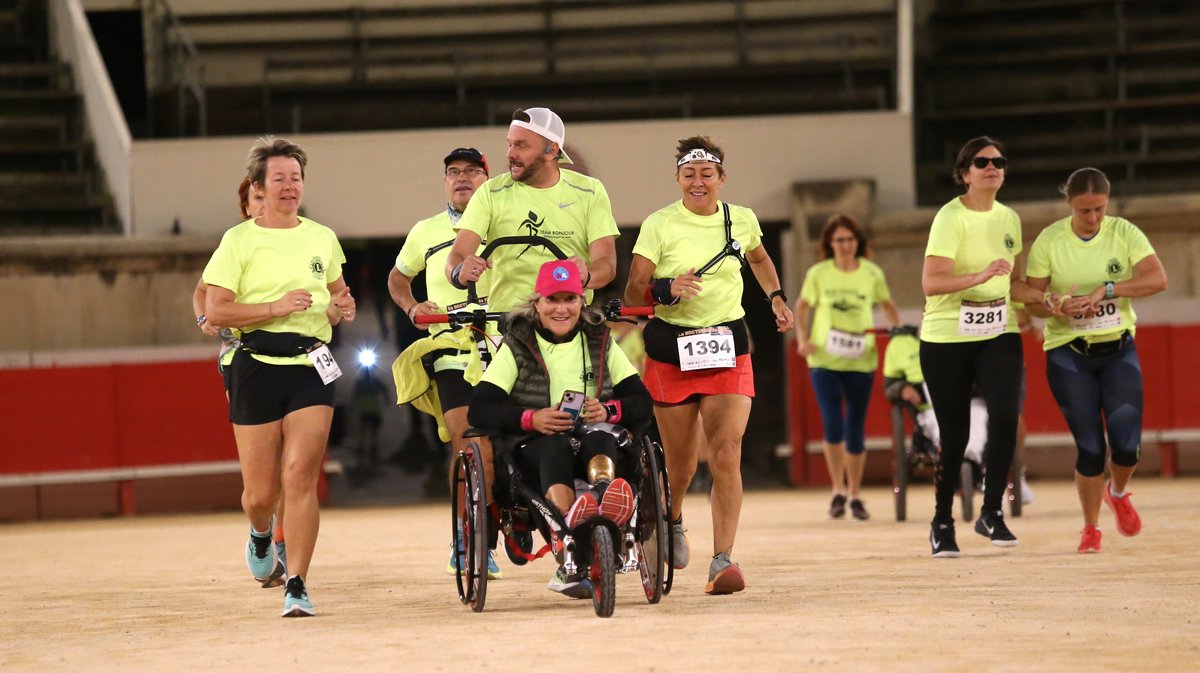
[414, 235, 674, 617]
[885, 326, 1024, 522]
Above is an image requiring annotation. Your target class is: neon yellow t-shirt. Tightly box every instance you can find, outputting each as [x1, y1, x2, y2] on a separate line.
[882, 332, 923, 384]
[1026, 215, 1155, 351]
[799, 258, 892, 373]
[395, 209, 492, 332]
[921, 197, 1022, 343]
[202, 217, 345, 365]
[481, 331, 639, 404]
[455, 169, 619, 312]
[632, 200, 763, 328]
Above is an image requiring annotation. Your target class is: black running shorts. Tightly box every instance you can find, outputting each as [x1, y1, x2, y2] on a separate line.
[228, 349, 335, 425]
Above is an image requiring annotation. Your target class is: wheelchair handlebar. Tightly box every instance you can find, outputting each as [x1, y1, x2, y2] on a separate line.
[413, 301, 653, 326]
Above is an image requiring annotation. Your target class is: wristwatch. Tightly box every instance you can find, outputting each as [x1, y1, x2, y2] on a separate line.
[767, 289, 787, 303]
[1104, 281, 1115, 299]
[196, 314, 207, 326]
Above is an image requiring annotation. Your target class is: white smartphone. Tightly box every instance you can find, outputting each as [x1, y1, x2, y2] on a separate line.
[559, 390, 585, 423]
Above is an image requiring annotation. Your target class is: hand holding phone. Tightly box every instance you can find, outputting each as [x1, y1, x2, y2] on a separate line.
[559, 390, 585, 424]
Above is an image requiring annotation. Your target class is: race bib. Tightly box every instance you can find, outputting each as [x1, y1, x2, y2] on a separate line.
[676, 326, 735, 371]
[307, 344, 342, 385]
[957, 299, 1007, 337]
[825, 329, 866, 359]
[1068, 299, 1120, 332]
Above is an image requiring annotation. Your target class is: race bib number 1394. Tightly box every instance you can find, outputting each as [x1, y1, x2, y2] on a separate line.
[677, 327, 735, 371]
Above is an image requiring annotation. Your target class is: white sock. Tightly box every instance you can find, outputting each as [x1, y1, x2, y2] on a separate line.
[1110, 483, 1126, 498]
[251, 526, 271, 538]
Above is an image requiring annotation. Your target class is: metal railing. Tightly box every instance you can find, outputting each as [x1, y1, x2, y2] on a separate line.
[145, 0, 206, 136]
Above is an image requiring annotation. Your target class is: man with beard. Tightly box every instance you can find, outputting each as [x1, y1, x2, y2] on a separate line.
[446, 107, 619, 313]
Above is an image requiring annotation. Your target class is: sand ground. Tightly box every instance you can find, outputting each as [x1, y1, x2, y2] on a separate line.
[2, 478, 1198, 672]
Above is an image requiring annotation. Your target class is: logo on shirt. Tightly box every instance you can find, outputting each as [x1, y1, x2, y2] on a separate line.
[558, 202, 574, 209]
[1106, 258, 1124, 277]
[310, 256, 326, 280]
[520, 210, 544, 236]
[1003, 234, 1015, 252]
[831, 299, 861, 313]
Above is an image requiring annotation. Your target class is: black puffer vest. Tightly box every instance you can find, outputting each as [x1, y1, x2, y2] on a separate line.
[504, 314, 614, 411]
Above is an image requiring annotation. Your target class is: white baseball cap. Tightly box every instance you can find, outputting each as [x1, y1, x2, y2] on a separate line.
[510, 107, 574, 164]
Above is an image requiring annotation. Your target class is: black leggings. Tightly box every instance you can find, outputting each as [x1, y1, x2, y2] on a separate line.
[515, 430, 621, 499]
[920, 333, 1022, 520]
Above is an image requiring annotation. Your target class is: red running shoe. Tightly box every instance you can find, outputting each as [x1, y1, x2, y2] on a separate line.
[1077, 525, 1102, 553]
[1103, 481, 1142, 537]
[598, 478, 634, 526]
[565, 492, 599, 529]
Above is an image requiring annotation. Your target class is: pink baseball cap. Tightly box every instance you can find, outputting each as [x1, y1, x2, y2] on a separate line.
[535, 260, 584, 297]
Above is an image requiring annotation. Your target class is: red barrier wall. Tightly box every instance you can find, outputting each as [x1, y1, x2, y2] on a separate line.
[0, 360, 236, 474]
[788, 324, 1200, 485]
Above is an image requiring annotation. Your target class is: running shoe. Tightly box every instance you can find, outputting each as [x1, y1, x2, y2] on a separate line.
[282, 576, 314, 617]
[547, 565, 593, 599]
[245, 521, 277, 582]
[849, 498, 870, 521]
[671, 519, 690, 570]
[261, 540, 287, 588]
[486, 550, 503, 580]
[974, 509, 1018, 547]
[446, 532, 465, 575]
[1103, 481, 1142, 537]
[565, 492, 599, 529]
[704, 552, 745, 595]
[930, 519, 960, 558]
[598, 478, 634, 526]
[828, 493, 847, 519]
[1078, 525, 1102, 553]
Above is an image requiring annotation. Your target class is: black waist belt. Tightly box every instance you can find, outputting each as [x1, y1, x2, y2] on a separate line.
[240, 330, 322, 357]
[1067, 331, 1130, 358]
[643, 318, 750, 366]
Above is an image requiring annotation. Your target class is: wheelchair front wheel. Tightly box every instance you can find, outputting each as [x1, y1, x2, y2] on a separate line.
[590, 525, 617, 618]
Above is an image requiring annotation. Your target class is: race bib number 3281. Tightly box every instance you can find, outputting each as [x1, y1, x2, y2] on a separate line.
[957, 298, 1007, 337]
[676, 326, 735, 371]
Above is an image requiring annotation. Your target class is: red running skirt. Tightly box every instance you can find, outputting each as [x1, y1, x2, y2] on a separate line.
[642, 354, 755, 404]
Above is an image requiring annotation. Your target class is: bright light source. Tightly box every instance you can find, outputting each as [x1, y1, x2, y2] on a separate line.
[357, 348, 377, 367]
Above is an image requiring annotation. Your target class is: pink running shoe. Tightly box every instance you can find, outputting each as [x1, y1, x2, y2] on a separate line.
[1103, 481, 1142, 537]
[1077, 525, 1102, 553]
[598, 478, 634, 526]
[565, 492, 599, 529]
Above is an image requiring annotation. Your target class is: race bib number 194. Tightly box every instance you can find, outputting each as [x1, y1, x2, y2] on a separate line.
[307, 344, 342, 385]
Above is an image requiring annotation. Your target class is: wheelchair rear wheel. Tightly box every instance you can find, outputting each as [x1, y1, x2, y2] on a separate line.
[451, 442, 488, 612]
[891, 407, 908, 522]
[654, 438, 675, 595]
[590, 525, 617, 618]
[960, 461, 975, 522]
[636, 436, 668, 604]
[1008, 445, 1024, 517]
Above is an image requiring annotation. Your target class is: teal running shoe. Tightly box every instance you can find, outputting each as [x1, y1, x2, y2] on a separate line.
[261, 541, 287, 588]
[246, 521, 276, 582]
[282, 576, 314, 617]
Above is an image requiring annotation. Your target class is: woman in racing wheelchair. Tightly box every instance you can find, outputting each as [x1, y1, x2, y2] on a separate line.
[468, 259, 653, 599]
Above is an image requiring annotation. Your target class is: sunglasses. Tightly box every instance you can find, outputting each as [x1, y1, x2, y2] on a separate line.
[971, 156, 1008, 170]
